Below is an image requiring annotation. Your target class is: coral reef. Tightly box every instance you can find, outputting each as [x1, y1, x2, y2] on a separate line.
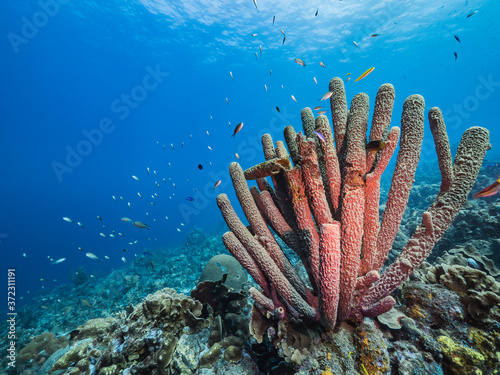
[198, 254, 247, 291]
[216, 77, 494, 373]
[45, 288, 210, 374]
[217, 77, 490, 330]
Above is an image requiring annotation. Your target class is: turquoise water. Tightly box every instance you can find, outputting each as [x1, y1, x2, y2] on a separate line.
[1, 0, 499, 307]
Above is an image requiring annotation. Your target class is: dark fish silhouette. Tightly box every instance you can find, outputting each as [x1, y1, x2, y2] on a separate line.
[454, 35, 461, 43]
[454, 52, 458, 60]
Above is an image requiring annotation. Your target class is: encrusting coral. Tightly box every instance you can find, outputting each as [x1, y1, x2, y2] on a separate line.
[217, 77, 491, 332]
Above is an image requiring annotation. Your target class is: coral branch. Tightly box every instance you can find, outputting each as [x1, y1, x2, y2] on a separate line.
[318, 223, 341, 330]
[337, 93, 369, 322]
[372, 95, 425, 272]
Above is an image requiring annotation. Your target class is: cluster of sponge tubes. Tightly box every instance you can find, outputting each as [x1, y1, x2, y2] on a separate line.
[217, 77, 490, 331]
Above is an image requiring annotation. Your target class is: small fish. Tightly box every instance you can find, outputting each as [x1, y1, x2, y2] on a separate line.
[317, 110, 327, 115]
[109, 234, 115, 238]
[208, 146, 213, 151]
[40, 278, 47, 282]
[99, 233, 107, 238]
[78, 247, 83, 251]
[355, 67, 375, 82]
[366, 140, 386, 153]
[291, 95, 297, 102]
[255, 52, 258, 60]
[186, 197, 195, 201]
[86, 252, 100, 261]
[276, 106, 280, 113]
[281, 29, 285, 36]
[371, 33, 379, 37]
[314, 131, 326, 142]
[120, 196, 124, 201]
[97, 216, 102, 220]
[346, 77, 351, 82]
[235, 153, 240, 159]
[41, 306, 50, 310]
[138, 192, 142, 198]
[232, 122, 244, 138]
[259, 45, 262, 54]
[133, 221, 151, 229]
[467, 258, 480, 269]
[207, 130, 210, 137]
[132, 175, 140, 181]
[112, 195, 117, 202]
[321, 91, 333, 101]
[213, 180, 222, 190]
[345, 73, 351, 76]
[294, 58, 306, 67]
[270, 69, 272, 76]
[466, 10, 478, 17]
[313, 77, 317, 84]
[229, 71, 233, 79]
[127, 202, 131, 210]
[252, 33, 257, 37]
[122, 257, 127, 263]
[171, 143, 175, 150]
[315, 8, 318, 16]
[319, 61, 326, 67]
[64, 306, 72, 315]
[121, 217, 133, 222]
[198, 164, 203, 170]
[226, 98, 229, 105]
[314, 106, 322, 110]
[353, 41, 359, 48]
[123, 249, 127, 252]
[177, 228, 181, 232]
[282, 36, 286, 45]
[104, 256, 110, 260]
[473, 178, 500, 199]
[63, 217, 73, 223]
[454, 52, 458, 61]
[81, 299, 91, 307]
[273, 15, 275, 25]
[118, 233, 124, 237]
[147, 167, 150, 175]
[77, 222, 84, 228]
[23, 253, 27, 258]
[216, 261, 228, 273]
[150, 261, 155, 271]
[52, 258, 66, 264]
[252, 0, 259, 12]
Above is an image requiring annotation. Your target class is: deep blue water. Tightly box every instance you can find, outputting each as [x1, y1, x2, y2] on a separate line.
[1, 0, 499, 308]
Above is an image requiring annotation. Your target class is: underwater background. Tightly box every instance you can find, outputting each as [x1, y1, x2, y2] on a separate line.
[1, 0, 500, 374]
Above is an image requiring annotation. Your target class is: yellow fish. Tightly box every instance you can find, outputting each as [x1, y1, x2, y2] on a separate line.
[355, 67, 375, 82]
